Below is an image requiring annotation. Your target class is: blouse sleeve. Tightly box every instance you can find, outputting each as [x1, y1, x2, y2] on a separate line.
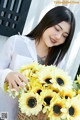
[0, 35, 16, 89]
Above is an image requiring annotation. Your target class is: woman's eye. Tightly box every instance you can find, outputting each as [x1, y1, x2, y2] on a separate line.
[63, 35, 67, 38]
[55, 27, 59, 31]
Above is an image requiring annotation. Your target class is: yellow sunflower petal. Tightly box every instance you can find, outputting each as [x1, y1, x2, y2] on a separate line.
[51, 68, 72, 91]
[63, 95, 80, 120]
[19, 92, 43, 116]
[48, 97, 66, 120]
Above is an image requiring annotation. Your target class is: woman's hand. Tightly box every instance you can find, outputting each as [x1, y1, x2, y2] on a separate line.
[5, 72, 29, 91]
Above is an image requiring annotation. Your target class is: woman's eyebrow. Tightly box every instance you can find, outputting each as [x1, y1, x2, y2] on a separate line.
[57, 25, 69, 35]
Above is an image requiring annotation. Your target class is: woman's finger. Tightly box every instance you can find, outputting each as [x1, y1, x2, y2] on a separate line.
[17, 72, 29, 84]
[14, 76, 25, 88]
[9, 81, 13, 89]
[12, 80, 19, 91]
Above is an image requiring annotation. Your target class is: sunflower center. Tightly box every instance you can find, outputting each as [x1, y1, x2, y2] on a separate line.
[65, 96, 68, 99]
[37, 89, 42, 95]
[53, 104, 61, 115]
[68, 106, 75, 116]
[33, 70, 36, 73]
[45, 78, 52, 84]
[44, 96, 52, 105]
[27, 97, 37, 108]
[56, 78, 64, 86]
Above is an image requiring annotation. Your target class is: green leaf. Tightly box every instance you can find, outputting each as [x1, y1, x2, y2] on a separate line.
[73, 82, 78, 90]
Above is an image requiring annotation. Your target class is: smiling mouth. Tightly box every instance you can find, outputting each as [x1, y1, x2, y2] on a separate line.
[50, 37, 57, 44]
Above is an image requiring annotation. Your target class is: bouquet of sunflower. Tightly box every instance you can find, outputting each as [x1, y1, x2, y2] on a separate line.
[4, 62, 80, 120]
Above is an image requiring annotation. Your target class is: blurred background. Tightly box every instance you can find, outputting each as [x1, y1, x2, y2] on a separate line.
[0, 0, 80, 80]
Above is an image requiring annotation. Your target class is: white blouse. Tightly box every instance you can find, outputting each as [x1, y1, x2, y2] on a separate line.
[0, 34, 65, 120]
[0, 35, 38, 120]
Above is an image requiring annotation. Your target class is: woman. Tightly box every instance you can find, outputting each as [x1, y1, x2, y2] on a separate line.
[0, 6, 75, 120]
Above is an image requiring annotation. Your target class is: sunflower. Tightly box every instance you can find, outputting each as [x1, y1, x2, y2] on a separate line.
[75, 74, 80, 84]
[19, 62, 39, 73]
[77, 89, 80, 95]
[4, 81, 9, 92]
[8, 88, 19, 98]
[40, 89, 60, 114]
[30, 85, 43, 95]
[60, 88, 76, 99]
[38, 69, 54, 84]
[51, 68, 72, 91]
[73, 74, 80, 91]
[62, 95, 80, 120]
[45, 65, 56, 72]
[43, 84, 60, 94]
[48, 97, 66, 120]
[19, 92, 43, 116]
[40, 89, 59, 106]
[21, 69, 31, 80]
[19, 62, 45, 80]
[29, 78, 42, 90]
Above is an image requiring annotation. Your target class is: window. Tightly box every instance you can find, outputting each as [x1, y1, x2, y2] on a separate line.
[0, 0, 31, 36]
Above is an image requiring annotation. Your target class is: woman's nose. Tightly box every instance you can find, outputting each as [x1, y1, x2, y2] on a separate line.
[55, 33, 62, 39]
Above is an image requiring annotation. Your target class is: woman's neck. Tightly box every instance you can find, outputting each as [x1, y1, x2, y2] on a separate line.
[35, 39, 48, 58]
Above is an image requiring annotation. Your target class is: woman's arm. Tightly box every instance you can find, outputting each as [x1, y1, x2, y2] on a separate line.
[0, 35, 28, 91]
[0, 36, 15, 89]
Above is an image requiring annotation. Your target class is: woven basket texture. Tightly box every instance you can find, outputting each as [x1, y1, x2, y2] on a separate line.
[17, 110, 49, 120]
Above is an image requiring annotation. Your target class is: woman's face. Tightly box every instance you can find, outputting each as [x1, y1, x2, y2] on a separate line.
[41, 21, 70, 48]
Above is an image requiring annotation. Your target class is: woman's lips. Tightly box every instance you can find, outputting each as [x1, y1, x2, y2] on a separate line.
[50, 37, 57, 44]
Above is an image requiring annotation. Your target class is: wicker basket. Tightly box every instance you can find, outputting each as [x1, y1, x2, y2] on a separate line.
[17, 110, 49, 120]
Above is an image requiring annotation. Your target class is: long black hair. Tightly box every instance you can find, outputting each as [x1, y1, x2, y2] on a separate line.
[26, 6, 75, 65]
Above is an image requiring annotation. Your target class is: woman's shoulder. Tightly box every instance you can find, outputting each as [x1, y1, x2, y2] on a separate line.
[7, 34, 32, 45]
[8, 34, 30, 41]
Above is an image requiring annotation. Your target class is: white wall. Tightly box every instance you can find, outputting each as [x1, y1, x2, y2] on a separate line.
[0, 35, 8, 51]
[22, 0, 54, 35]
